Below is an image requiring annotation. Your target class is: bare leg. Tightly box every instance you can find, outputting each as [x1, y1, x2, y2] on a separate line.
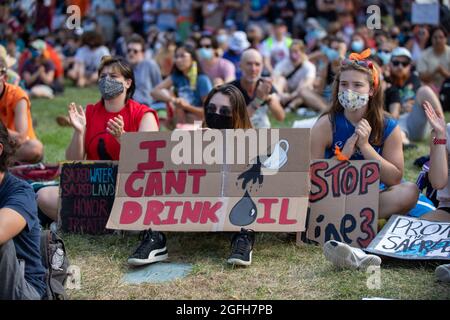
[416, 85, 443, 116]
[406, 85, 444, 141]
[419, 209, 450, 222]
[298, 87, 329, 112]
[273, 76, 287, 95]
[36, 186, 59, 222]
[14, 139, 44, 164]
[379, 182, 419, 219]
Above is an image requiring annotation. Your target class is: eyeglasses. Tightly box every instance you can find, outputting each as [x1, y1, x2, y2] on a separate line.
[378, 49, 391, 54]
[391, 60, 410, 67]
[127, 48, 141, 54]
[205, 103, 232, 117]
[200, 44, 212, 49]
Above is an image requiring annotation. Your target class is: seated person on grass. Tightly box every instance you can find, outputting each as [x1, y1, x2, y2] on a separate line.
[37, 56, 159, 222]
[228, 49, 285, 128]
[273, 39, 328, 113]
[0, 57, 43, 164]
[0, 121, 46, 300]
[384, 47, 444, 145]
[310, 49, 419, 221]
[127, 84, 257, 267]
[322, 101, 450, 283]
[151, 45, 213, 125]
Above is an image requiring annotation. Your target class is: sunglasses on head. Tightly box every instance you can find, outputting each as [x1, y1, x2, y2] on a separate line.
[392, 60, 410, 67]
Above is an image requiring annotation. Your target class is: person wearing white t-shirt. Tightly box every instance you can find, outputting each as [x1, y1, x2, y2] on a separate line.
[417, 27, 450, 94]
[261, 19, 292, 76]
[273, 40, 328, 112]
[68, 31, 110, 88]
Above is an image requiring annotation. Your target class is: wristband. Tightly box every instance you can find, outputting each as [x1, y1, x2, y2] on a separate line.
[334, 145, 349, 161]
[254, 97, 265, 106]
[432, 137, 447, 145]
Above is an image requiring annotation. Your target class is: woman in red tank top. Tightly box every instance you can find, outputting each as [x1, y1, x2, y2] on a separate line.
[37, 56, 159, 221]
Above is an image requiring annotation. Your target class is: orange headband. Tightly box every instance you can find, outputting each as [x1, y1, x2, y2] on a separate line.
[347, 48, 379, 91]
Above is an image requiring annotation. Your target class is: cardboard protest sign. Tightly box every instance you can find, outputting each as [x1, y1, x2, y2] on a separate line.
[411, 2, 440, 26]
[106, 129, 311, 232]
[301, 160, 380, 248]
[366, 215, 450, 260]
[59, 161, 118, 234]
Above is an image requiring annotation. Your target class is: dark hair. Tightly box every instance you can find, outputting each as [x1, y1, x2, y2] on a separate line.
[81, 31, 104, 48]
[172, 45, 205, 76]
[203, 84, 252, 129]
[98, 56, 135, 101]
[0, 122, 16, 172]
[127, 33, 146, 52]
[430, 26, 449, 39]
[199, 35, 219, 50]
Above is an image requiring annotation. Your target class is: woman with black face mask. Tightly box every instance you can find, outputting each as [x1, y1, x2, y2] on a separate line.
[203, 84, 252, 130]
[128, 84, 258, 267]
[36, 56, 159, 223]
[204, 84, 256, 266]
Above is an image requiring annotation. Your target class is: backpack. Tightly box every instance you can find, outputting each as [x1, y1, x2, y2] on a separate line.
[416, 160, 439, 208]
[40, 230, 70, 300]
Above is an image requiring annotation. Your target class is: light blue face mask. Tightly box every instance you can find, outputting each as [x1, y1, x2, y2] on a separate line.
[351, 40, 364, 53]
[321, 45, 339, 62]
[216, 34, 228, 45]
[198, 48, 213, 60]
[377, 51, 392, 66]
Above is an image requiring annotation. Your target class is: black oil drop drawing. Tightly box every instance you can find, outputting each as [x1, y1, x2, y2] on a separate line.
[230, 157, 264, 226]
[229, 140, 290, 226]
[237, 156, 264, 190]
[229, 190, 257, 226]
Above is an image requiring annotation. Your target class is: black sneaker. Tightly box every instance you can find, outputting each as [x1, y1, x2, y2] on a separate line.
[127, 230, 168, 266]
[227, 228, 255, 266]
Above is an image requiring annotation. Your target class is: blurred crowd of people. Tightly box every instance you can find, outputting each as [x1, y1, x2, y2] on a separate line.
[0, 0, 450, 142]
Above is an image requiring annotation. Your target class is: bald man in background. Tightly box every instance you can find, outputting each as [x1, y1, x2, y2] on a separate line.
[229, 49, 285, 128]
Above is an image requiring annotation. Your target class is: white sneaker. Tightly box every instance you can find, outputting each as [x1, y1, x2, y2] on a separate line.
[323, 240, 381, 270]
[435, 264, 450, 283]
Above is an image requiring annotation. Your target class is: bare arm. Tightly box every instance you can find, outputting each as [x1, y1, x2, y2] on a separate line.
[423, 101, 448, 189]
[0, 207, 26, 245]
[10, 99, 29, 145]
[267, 94, 285, 122]
[310, 115, 333, 159]
[139, 112, 160, 132]
[66, 131, 85, 160]
[150, 77, 175, 102]
[361, 125, 404, 186]
[22, 70, 40, 87]
[39, 68, 55, 85]
[65, 103, 86, 160]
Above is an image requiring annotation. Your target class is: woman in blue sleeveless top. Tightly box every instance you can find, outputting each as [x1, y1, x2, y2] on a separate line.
[311, 49, 419, 220]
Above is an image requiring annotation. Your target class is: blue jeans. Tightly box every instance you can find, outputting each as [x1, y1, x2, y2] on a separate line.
[0, 240, 41, 300]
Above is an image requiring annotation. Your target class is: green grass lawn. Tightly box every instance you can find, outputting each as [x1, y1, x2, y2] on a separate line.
[30, 86, 450, 300]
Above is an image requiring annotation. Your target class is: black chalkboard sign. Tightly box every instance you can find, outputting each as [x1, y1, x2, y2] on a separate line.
[59, 162, 118, 234]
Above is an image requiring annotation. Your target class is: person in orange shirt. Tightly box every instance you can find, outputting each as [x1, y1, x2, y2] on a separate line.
[0, 57, 43, 163]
